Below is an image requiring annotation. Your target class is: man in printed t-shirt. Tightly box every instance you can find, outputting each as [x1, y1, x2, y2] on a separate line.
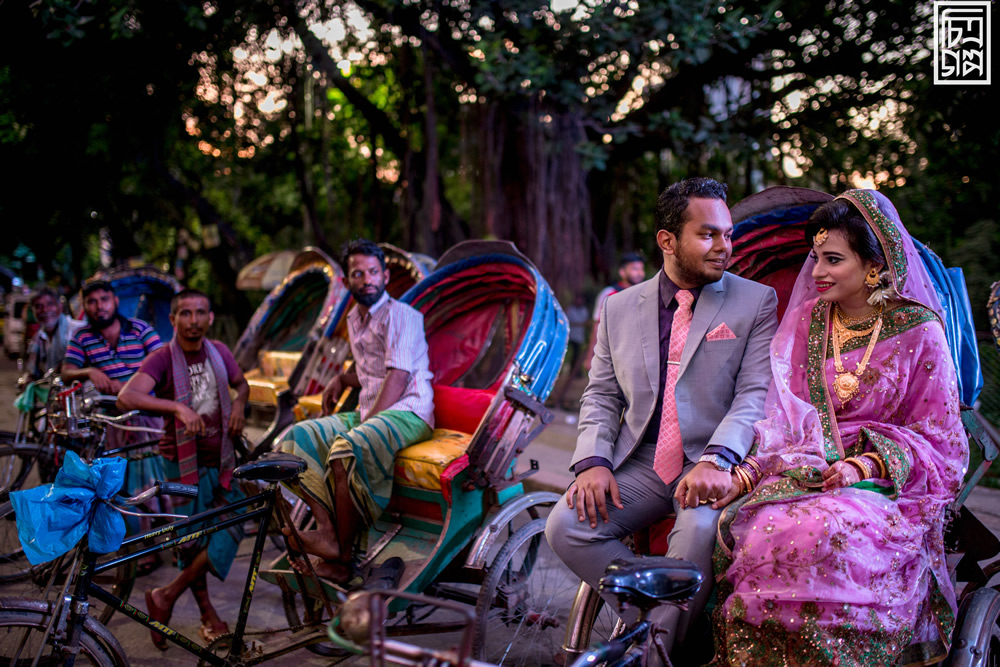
[118, 288, 249, 650]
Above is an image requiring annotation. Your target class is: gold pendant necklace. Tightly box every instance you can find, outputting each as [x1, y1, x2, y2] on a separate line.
[831, 306, 883, 404]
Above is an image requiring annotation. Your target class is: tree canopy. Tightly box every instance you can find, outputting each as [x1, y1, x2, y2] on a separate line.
[1, 0, 996, 323]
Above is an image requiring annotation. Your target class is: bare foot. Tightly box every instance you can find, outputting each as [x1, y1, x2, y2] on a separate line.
[289, 555, 352, 584]
[282, 527, 340, 561]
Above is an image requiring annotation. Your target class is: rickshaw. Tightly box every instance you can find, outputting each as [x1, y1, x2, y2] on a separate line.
[241, 245, 435, 430]
[557, 186, 1000, 665]
[234, 248, 346, 412]
[260, 240, 572, 664]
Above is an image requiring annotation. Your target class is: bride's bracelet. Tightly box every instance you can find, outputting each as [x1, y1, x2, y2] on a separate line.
[860, 452, 888, 479]
[843, 457, 873, 481]
[734, 456, 762, 495]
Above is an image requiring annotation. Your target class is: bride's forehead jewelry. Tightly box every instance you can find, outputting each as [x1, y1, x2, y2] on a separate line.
[814, 228, 829, 247]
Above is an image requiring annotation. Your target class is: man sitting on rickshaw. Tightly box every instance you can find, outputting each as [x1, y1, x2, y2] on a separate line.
[279, 239, 435, 584]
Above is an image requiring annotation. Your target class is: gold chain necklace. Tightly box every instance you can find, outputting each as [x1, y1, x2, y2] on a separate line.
[835, 303, 881, 328]
[831, 307, 883, 404]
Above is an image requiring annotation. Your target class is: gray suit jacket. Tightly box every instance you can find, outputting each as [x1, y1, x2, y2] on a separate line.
[573, 271, 778, 470]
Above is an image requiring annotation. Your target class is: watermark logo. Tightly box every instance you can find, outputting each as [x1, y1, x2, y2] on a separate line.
[933, 1, 991, 85]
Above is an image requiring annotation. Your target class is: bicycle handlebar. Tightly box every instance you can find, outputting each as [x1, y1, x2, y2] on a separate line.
[120, 480, 199, 506]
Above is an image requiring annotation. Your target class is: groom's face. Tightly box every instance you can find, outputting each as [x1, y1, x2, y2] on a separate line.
[665, 197, 733, 288]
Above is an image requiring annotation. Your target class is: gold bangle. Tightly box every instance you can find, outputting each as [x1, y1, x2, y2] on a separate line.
[844, 457, 870, 481]
[744, 456, 763, 478]
[862, 452, 888, 479]
[735, 467, 753, 495]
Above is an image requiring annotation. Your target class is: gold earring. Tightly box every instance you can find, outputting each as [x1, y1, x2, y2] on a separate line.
[814, 228, 829, 247]
[865, 267, 880, 289]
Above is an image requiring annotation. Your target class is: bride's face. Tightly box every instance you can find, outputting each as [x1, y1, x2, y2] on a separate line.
[810, 229, 879, 308]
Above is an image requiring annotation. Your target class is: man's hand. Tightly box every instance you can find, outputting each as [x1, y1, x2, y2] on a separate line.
[228, 398, 246, 436]
[674, 462, 732, 510]
[821, 460, 861, 491]
[565, 466, 624, 529]
[711, 473, 745, 510]
[174, 404, 205, 436]
[321, 374, 345, 416]
[88, 368, 122, 394]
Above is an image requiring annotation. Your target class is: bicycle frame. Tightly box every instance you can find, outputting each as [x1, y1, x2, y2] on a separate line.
[63, 484, 279, 666]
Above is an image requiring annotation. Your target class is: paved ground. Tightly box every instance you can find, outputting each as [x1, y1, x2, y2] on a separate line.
[2, 359, 998, 665]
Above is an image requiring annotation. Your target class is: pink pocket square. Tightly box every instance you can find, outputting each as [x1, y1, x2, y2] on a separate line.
[707, 323, 737, 341]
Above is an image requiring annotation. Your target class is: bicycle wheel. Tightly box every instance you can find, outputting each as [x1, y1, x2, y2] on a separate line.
[473, 518, 582, 666]
[0, 604, 122, 666]
[0, 500, 135, 625]
[0, 442, 55, 498]
[0, 499, 30, 582]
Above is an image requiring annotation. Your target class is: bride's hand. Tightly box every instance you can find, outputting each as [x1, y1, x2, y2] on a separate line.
[821, 460, 861, 491]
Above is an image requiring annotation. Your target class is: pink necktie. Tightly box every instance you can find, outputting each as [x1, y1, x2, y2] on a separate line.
[653, 289, 694, 485]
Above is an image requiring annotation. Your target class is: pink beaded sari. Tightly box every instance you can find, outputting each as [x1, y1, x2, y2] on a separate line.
[712, 190, 968, 666]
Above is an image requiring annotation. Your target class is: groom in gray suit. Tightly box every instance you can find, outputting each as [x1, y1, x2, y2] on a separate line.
[546, 177, 778, 659]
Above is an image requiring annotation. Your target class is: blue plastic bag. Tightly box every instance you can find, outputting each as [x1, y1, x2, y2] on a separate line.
[10, 451, 127, 565]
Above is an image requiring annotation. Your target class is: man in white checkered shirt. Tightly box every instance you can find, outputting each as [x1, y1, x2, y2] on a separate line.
[279, 239, 434, 583]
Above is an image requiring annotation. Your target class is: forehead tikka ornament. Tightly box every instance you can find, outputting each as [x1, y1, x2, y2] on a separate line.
[814, 228, 829, 247]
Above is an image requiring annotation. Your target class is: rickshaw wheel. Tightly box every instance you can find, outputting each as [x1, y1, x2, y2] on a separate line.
[948, 586, 1000, 666]
[473, 518, 580, 666]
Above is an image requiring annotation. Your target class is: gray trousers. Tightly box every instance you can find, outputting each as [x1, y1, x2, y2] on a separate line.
[544, 442, 720, 653]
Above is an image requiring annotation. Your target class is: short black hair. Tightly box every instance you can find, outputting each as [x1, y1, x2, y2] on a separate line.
[655, 177, 729, 236]
[31, 287, 61, 306]
[340, 238, 386, 274]
[805, 198, 886, 267]
[619, 252, 645, 267]
[81, 279, 114, 298]
[171, 288, 212, 315]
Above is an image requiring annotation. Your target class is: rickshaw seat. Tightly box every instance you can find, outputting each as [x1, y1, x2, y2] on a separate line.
[246, 351, 303, 406]
[393, 385, 495, 492]
[394, 429, 474, 491]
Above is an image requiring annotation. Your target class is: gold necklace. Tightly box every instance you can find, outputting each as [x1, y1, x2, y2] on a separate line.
[835, 303, 881, 327]
[831, 308, 883, 404]
[832, 317, 877, 344]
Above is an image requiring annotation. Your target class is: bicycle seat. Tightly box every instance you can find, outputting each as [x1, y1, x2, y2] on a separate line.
[598, 556, 702, 610]
[233, 452, 307, 482]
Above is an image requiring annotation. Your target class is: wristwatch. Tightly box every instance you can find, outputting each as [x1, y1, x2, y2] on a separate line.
[698, 453, 733, 472]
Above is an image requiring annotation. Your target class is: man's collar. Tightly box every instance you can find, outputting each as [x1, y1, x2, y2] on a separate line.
[658, 268, 703, 309]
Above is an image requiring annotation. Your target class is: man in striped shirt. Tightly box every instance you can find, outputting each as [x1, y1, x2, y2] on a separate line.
[279, 239, 434, 583]
[62, 279, 163, 391]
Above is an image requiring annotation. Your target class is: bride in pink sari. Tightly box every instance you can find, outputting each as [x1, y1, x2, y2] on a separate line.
[711, 189, 968, 666]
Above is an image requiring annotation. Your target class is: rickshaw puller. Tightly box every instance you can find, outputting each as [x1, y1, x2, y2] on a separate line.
[278, 239, 435, 584]
[118, 288, 250, 649]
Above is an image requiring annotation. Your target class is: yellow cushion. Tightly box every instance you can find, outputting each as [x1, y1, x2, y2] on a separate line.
[258, 351, 302, 378]
[297, 394, 324, 420]
[394, 429, 473, 491]
[245, 367, 289, 406]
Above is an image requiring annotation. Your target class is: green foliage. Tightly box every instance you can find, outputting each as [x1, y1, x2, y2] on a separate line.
[0, 0, 996, 317]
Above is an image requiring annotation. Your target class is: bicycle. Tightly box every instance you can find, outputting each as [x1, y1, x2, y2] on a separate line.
[0, 394, 166, 627]
[323, 556, 703, 667]
[0, 451, 361, 666]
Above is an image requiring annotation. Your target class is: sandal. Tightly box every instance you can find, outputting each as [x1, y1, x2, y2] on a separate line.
[199, 620, 231, 645]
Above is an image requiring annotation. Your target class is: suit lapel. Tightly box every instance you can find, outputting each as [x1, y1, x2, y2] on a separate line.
[638, 277, 660, 396]
[678, 275, 726, 375]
